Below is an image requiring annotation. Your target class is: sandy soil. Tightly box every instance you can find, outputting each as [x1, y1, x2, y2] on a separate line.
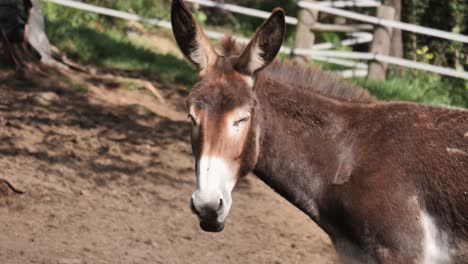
[0, 67, 336, 264]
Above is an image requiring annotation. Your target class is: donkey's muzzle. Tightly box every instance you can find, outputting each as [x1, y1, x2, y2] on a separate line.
[190, 196, 223, 217]
[200, 219, 224, 232]
[190, 194, 226, 232]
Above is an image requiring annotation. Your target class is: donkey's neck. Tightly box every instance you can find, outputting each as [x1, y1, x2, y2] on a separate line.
[252, 78, 358, 223]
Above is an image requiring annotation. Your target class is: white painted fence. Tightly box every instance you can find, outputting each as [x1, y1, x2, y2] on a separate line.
[284, 49, 468, 79]
[185, 0, 468, 43]
[184, 0, 299, 25]
[317, 1, 381, 8]
[183, 0, 374, 51]
[298, 1, 468, 43]
[43, 0, 468, 80]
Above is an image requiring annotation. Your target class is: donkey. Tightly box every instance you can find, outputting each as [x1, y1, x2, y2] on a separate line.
[171, 0, 468, 263]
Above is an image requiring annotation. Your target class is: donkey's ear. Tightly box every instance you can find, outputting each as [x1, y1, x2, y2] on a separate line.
[171, 0, 218, 71]
[235, 8, 285, 75]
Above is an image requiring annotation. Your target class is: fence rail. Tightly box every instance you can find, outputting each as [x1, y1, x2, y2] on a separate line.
[317, 0, 381, 8]
[336, 69, 368, 78]
[185, 0, 468, 44]
[310, 23, 374, 32]
[43, 0, 468, 80]
[285, 49, 468, 79]
[183, 0, 374, 50]
[298, 1, 468, 43]
[44, 0, 250, 40]
[184, 0, 299, 25]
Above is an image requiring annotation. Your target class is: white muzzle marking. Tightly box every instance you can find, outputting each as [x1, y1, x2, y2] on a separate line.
[192, 156, 236, 223]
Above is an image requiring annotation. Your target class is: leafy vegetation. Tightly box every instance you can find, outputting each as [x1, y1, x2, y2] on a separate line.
[402, 0, 467, 70]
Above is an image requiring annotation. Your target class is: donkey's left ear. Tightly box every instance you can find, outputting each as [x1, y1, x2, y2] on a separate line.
[235, 8, 285, 75]
[171, 0, 218, 72]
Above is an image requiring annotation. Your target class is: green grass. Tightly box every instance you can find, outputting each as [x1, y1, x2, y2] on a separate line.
[49, 21, 195, 86]
[353, 70, 468, 108]
[42, 3, 196, 86]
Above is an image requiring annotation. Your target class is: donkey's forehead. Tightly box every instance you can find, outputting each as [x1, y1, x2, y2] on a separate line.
[187, 70, 255, 111]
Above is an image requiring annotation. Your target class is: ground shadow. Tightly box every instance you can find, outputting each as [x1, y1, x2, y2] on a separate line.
[0, 68, 193, 190]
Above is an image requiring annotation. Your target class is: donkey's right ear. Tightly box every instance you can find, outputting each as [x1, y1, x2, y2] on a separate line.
[171, 0, 218, 72]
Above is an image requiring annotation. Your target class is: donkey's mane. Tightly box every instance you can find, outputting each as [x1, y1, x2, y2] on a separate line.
[219, 36, 373, 103]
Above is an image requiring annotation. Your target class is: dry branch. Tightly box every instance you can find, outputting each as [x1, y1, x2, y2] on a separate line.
[0, 179, 25, 194]
[116, 76, 166, 103]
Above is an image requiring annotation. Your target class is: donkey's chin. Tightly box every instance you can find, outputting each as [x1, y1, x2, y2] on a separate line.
[199, 220, 225, 232]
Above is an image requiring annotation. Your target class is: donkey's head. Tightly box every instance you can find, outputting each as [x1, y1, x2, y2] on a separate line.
[171, 0, 285, 232]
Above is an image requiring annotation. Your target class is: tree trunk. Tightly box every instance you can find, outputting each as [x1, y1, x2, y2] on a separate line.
[0, 0, 64, 69]
[294, 0, 318, 64]
[368, 6, 395, 80]
[385, 0, 403, 58]
[0, 0, 33, 68]
[28, 0, 55, 64]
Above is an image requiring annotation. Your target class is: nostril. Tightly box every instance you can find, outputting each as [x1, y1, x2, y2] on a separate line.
[191, 194, 224, 218]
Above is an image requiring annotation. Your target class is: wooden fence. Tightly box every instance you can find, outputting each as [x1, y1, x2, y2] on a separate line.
[44, 0, 468, 80]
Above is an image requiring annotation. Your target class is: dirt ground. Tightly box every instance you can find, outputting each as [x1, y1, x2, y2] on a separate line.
[0, 67, 336, 264]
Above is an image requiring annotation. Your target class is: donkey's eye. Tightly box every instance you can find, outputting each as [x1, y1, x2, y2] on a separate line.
[233, 116, 250, 127]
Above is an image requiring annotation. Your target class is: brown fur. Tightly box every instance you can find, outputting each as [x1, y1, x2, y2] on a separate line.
[253, 80, 468, 263]
[171, 1, 468, 262]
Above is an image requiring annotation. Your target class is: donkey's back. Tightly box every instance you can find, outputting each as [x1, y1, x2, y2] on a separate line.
[362, 102, 468, 180]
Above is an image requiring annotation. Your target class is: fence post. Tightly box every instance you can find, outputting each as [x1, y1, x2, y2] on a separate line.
[368, 5, 395, 80]
[385, 0, 403, 58]
[294, 0, 318, 64]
